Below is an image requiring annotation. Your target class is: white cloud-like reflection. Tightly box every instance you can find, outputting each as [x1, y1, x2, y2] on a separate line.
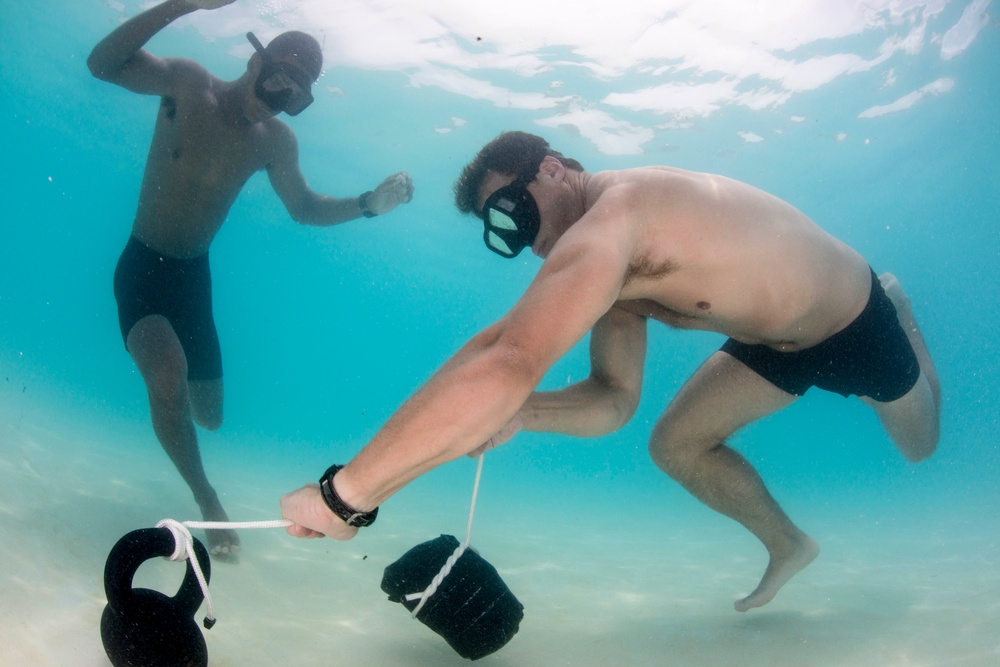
[940, 0, 992, 58]
[858, 77, 957, 117]
[115, 0, 990, 154]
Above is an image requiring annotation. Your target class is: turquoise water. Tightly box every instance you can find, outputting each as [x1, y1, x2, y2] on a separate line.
[1, 1, 999, 665]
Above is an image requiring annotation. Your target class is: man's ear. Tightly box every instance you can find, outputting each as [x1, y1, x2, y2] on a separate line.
[539, 155, 565, 180]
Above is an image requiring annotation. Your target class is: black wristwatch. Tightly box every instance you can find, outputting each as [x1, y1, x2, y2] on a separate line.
[358, 191, 378, 218]
[318, 465, 379, 527]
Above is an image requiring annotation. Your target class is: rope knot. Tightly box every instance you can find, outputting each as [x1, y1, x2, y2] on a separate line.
[149, 518, 293, 629]
[155, 518, 195, 562]
[155, 518, 215, 627]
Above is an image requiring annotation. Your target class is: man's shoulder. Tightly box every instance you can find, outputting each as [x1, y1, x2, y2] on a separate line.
[251, 116, 299, 166]
[163, 57, 217, 90]
[586, 178, 646, 219]
[258, 116, 297, 145]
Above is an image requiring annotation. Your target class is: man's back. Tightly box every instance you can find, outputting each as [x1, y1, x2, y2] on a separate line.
[582, 166, 872, 349]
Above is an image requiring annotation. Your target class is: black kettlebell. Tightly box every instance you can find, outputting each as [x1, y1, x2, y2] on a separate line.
[101, 527, 212, 667]
[382, 534, 524, 660]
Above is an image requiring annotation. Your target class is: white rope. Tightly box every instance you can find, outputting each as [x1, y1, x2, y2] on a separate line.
[155, 518, 292, 628]
[152, 456, 487, 626]
[404, 454, 485, 617]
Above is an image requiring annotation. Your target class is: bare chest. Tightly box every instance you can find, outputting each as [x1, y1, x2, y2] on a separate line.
[148, 96, 272, 188]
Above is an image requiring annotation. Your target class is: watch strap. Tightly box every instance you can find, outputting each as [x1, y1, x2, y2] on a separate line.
[358, 191, 378, 218]
[318, 465, 379, 527]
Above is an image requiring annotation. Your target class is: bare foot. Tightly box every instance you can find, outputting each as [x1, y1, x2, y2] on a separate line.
[199, 493, 241, 562]
[734, 533, 819, 612]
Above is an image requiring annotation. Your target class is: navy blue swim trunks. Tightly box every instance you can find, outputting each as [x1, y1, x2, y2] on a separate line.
[113, 235, 223, 381]
[720, 270, 920, 402]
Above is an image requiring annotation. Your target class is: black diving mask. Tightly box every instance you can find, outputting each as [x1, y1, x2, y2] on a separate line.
[481, 171, 541, 258]
[246, 32, 314, 116]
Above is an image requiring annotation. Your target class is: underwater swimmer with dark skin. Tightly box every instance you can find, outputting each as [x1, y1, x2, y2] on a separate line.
[281, 131, 939, 612]
[88, 0, 414, 558]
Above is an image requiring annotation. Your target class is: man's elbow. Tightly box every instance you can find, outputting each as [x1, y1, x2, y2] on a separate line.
[87, 51, 115, 81]
[609, 387, 640, 431]
[286, 203, 318, 225]
[286, 199, 328, 226]
[86, 54, 106, 80]
[472, 328, 551, 400]
[588, 368, 640, 432]
[491, 337, 545, 388]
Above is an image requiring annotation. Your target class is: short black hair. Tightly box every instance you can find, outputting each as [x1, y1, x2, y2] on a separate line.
[453, 131, 584, 216]
[266, 31, 323, 81]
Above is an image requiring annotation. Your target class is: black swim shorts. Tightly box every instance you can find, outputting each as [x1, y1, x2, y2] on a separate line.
[720, 269, 920, 402]
[113, 235, 223, 381]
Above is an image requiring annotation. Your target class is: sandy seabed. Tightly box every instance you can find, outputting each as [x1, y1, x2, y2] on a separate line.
[1, 400, 998, 667]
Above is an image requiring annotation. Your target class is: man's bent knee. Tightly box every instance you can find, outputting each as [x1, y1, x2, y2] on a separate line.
[900, 431, 937, 463]
[866, 379, 939, 464]
[648, 426, 714, 479]
[193, 411, 223, 432]
[188, 380, 223, 431]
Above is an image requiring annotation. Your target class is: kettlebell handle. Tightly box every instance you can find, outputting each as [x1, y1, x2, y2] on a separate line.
[104, 527, 212, 618]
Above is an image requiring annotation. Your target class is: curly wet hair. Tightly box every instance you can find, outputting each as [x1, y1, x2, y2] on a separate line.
[453, 131, 584, 216]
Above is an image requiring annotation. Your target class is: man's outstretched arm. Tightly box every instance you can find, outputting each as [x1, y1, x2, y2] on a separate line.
[266, 126, 415, 225]
[87, 0, 232, 93]
[280, 219, 636, 539]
